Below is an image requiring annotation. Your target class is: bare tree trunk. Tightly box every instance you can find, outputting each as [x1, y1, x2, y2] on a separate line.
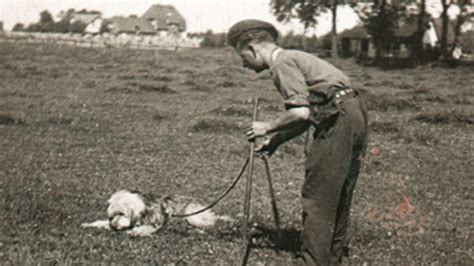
[331, 0, 338, 58]
[412, 0, 426, 63]
[440, 0, 451, 58]
[374, 0, 387, 64]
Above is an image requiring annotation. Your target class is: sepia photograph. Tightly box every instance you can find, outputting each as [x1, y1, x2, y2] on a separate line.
[0, 0, 473, 265]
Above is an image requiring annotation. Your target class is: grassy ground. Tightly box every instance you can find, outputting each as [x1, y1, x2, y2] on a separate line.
[0, 42, 473, 265]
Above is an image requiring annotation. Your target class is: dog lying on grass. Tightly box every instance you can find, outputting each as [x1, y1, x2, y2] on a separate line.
[81, 190, 233, 237]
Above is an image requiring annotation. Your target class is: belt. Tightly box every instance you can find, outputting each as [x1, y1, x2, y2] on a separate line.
[328, 86, 356, 106]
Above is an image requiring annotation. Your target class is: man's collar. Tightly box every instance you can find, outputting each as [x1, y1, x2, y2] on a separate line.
[271, 47, 283, 65]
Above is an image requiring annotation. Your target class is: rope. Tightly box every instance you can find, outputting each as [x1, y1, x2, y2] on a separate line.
[172, 157, 250, 218]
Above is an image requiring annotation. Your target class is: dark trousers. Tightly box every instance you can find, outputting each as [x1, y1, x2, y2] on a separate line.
[299, 97, 368, 265]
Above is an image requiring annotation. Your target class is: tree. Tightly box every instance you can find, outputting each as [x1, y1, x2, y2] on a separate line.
[353, 1, 419, 64]
[271, 0, 341, 58]
[358, 1, 400, 63]
[39, 10, 54, 26]
[440, 0, 454, 57]
[12, 23, 25, 32]
[200, 30, 227, 47]
[69, 21, 87, 34]
[411, 0, 429, 63]
[454, 0, 474, 51]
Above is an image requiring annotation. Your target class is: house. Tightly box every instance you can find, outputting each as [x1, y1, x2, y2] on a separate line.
[340, 17, 456, 59]
[70, 12, 103, 34]
[141, 4, 186, 36]
[339, 26, 374, 58]
[105, 16, 156, 35]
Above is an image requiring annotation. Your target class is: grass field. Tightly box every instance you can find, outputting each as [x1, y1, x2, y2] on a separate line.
[0, 42, 473, 265]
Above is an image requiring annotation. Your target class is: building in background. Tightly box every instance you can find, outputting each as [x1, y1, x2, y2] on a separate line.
[141, 4, 186, 36]
[69, 12, 103, 34]
[105, 16, 156, 36]
[340, 18, 457, 60]
[102, 4, 186, 37]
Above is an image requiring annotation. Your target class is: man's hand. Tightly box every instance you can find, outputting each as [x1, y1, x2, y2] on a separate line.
[255, 138, 279, 158]
[246, 121, 272, 141]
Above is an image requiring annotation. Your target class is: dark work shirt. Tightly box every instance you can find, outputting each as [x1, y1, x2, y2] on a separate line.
[270, 49, 350, 109]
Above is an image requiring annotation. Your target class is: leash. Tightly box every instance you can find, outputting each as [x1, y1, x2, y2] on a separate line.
[171, 157, 250, 218]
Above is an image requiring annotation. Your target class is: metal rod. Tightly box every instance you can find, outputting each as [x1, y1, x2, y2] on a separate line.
[241, 97, 259, 266]
[263, 158, 281, 230]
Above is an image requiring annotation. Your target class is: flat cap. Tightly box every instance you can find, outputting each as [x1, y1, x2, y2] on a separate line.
[227, 19, 278, 47]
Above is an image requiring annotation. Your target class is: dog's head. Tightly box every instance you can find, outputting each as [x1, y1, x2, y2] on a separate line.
[107, 190, 146, 230]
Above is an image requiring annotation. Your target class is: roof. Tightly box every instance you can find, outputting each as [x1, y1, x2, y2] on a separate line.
[141, 4, 186, 32]
[340, 17, 454, 41]
[339, 25, 369, 39]
[70, 13, 101, 25]
[339, 21, 418, 40]
[107, 16, 156, 34]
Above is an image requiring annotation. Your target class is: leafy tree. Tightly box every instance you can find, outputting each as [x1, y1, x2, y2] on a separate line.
[454, 0, 474, 52]
[271, 0, 342, 58]
[26, 23, 41, 32]
[200, 30, 227, 47]
[278, 32, 323, 52]
[12, 23, 25, 32]
[353, 1, 418, 63]
[405, 0, 431, 63]
[359, 1, 400, 63]
[53, 19, 71, 33]
[69, 21, 87, 34]
[39, 10, 54, 26]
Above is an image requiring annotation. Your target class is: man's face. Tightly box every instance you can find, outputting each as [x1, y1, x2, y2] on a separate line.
[236, 43, 267, 73]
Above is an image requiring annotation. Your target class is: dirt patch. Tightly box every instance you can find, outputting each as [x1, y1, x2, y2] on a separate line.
[47, 117, 74, 125]
[414, 112, 473, 125]
[191, 119, 242, 134]
[0, 114, 25, 125]
[365, 94, 421, 112]
[106, 81, 176, 94]
[212, 106, 251, 117]
[369, 121, 401, 134]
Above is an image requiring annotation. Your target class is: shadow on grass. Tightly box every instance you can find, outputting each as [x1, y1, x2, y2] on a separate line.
[0, 114, 25, 125]
[251, 227, 301, 253]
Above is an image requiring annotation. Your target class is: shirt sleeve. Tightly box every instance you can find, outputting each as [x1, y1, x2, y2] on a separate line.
[272, 59, 310, 109]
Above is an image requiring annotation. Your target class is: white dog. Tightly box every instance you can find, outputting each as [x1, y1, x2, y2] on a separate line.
[81, 190, 233, 237]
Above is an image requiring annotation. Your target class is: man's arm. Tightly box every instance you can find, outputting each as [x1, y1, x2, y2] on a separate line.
[255, 120, 308, 157]
[273, 120, 310, 144]
[246, 106, 310, 140]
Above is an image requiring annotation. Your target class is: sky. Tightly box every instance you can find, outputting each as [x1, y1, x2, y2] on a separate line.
[0, 0, 461, 36]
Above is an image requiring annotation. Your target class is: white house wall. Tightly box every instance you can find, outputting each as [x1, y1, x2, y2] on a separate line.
[85, 18, 103, 34]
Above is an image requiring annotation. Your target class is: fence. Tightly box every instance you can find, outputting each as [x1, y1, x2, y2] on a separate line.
[1, 31, 203, 50]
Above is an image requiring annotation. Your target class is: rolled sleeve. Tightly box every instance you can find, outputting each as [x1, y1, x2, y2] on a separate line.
[272, 60, 310, 109]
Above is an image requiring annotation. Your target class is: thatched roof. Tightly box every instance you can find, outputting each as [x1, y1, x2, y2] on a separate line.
[339, 25, 369, 39]
[141, 4, 186, 32]
[107, 16, 156, 34]
[70, 13, 101, 25]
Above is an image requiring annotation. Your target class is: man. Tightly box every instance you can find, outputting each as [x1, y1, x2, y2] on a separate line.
[227, 20, 368, 265]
